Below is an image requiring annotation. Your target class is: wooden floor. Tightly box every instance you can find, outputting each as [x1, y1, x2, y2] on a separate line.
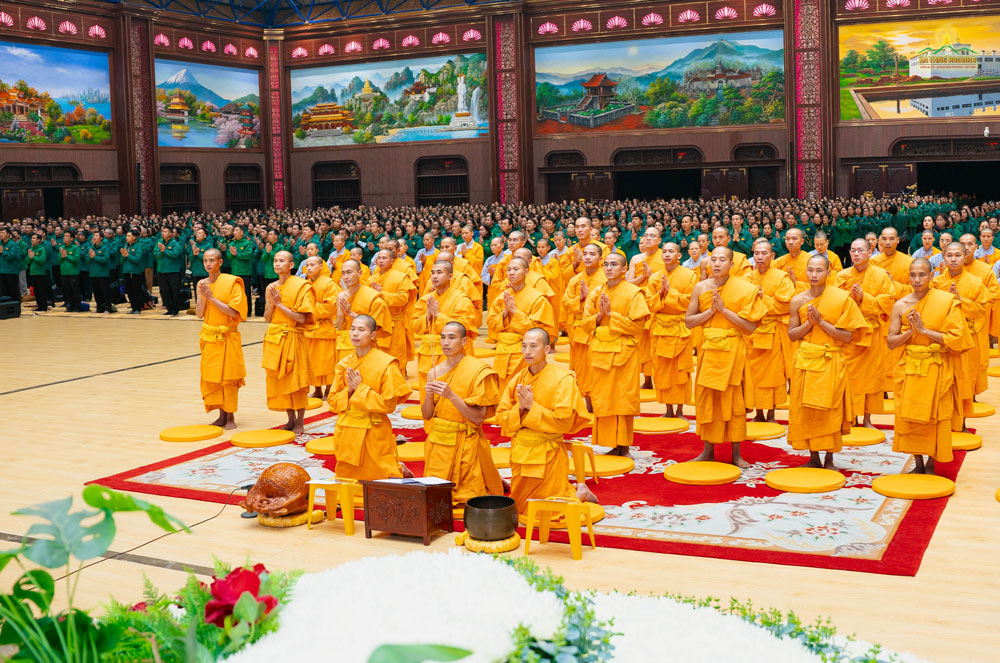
[1, 312, 998, 663]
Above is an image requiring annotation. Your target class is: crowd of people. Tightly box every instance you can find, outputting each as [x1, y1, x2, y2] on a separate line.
[175, 194, 999, 516]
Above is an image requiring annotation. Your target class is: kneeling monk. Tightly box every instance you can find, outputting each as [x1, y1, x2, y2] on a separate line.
[330, 314, 413, 481]
[421, 321, 504, 504]
[495, 328, 597, 514]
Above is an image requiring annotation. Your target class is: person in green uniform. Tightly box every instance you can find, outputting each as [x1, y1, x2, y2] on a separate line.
[227, 224, 255, 314]
[27, 233, 50, 312]
[0, 226, 24, 301]
[154, 226, 185, 315]
[255, 228, 280, 317]
[58, 231, 82, 312]
[189, 226, 214, 302]
[121, 229, 146, 314]
[76, 230, 92, 306]
[139, 226, 155, 293]
[88, 231, 113, 313]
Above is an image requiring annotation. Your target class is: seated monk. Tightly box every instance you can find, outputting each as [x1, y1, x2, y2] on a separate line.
[329, 314, 413, 481]
[495, 328, 597, 514]
[421, 321, 504, 504]
[196, 248, 247, 430]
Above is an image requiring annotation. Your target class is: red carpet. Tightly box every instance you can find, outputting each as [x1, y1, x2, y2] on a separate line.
[89, 411, 965, 576]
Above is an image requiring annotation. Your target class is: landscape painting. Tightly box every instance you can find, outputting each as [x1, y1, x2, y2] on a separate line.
[289, 52, 487, 147]
[840, 16, 1000, 122]
[0, 40, 112, 145]
[534, 30, 784, 134]
[155, 59, 261, 148]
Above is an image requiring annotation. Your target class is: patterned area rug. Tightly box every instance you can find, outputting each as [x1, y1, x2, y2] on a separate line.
[89, 408, 965, 576]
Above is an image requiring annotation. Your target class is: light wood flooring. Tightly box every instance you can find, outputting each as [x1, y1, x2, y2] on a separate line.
[0, 312, 998, 663]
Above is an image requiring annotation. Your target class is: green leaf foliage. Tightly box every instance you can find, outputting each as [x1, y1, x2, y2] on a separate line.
[368, 643, 473, 663]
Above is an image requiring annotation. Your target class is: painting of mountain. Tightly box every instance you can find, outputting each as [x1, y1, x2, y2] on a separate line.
[534, 30, 785, 135]
[0, 40, 112, 145]
[289, 52, 488, 147]
[155, 59, 261, 148]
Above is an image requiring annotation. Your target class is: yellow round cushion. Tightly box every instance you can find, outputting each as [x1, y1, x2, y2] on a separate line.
[765, 468, 845, 493]
[400, 405, 423, 420]
[518, 502, 605, 528]
[996, 488, 1000, 503]
[396, 441, 425, 462]
[991, 347, 999, 358]
[881, 399, 895, 413]
[591, 455, 635, 477]
[842, 427, 886, 447]
[553, 352, 571, 363]
[159, 425, 222, 443]
[745, 422, 785, 441]
[305, 436, 337, 455]
[306, 397, 323, 410]
[639, 389, 656, 403]
[457, 531, 521, 553]
[988, 366, 1000, 378]
[664, 461, 741, 486]
[872, 474, 955, 500]
[969, 402, 995, 418]
[230, 429, 296, 448]
[554, 342, 570, 351]
[951, 432, 982, 451]
[491, 446, 511, 468]
[634, 417, 689, 434]
[258, 510, 325, 527]
[474, 347, 496, 359]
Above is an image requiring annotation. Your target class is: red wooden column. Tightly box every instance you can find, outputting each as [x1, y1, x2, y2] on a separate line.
[263, 29, 288, 210]
[487, 11, 532, 204]
[791, 0, 833, 198]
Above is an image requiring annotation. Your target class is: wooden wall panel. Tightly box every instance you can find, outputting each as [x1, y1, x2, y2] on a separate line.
[157, 150, 267, 213]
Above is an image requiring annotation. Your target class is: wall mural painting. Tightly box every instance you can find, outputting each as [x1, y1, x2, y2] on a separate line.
[289, 52, 488, 147]
[155, 59, 261, 148]
[0, 40, 112, 145]
[840, 16, 1000, 122]
[534, 30, 784, 134]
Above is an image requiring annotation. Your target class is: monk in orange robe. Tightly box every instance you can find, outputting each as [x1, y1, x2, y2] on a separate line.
[415, 233, 440, 293]
[645, 242, 698, 418]
[421, 321, 503, 504]
[959, 233, 1000, 393]
[370, 249, 417, 367]
[457, 225, 484, 274]
[570, 217, 608, 273]
[629, 228, 666, 388]
[327, 233, 350, 283]
[581, 252, 651, 456]
[787, 255, 867, 468]
[773, 227, 809, 295]
[304, 256, 341, 401]
[334, 259, 392, 366]
[411, 260, 479, 399]
[329, 315, 413, 481]
[711, 226, 751, 277]
[349, 247, 371, 285]
[484, 236, 508, 316]
[495, 328, 597, 513]
[746, 239, 795, 422]
[262, 251, 315, 434]
[441, 236, 482, 310]
[888, 258, 973, 474]
[685, 247, 767, 467]
[196, 248, 247, 429]
[871, 227, 913, 287]
[560, 244, 606, 406]
[488, 257, 557, 389]
[833, 238, 896, 428]
[537, 238, 565, 326]
[423, 250, 480, 309]
[933, 241, 987, 432]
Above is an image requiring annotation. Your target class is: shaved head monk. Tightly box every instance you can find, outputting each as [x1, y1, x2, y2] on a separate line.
[263, 250, 316, 434]
[711, 226, 751, 277]
[488, 256, 557, 389]
[745, 239, 795, 423]
[560, 243, 607, 408]
[196, 248, 248, 430]
[304, 255, 341, 401]
[334, 258, 392, 365]
[888, 258, 973, 474]
[370, 248, 417, 366]
[774, 227, 809, 294]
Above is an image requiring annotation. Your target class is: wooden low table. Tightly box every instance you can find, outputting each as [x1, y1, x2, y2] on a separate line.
[360, 479, 455, 545]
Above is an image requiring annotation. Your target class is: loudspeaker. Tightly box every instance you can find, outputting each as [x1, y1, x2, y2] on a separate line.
[0, 296, 21, 319]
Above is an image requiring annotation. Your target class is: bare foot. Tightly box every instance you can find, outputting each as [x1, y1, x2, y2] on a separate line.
[906, 465, 925, 475]
[576, 483, 599, 504]
[224, 414, 237, 430]
[292, 424, 305, 435]
[732, 456, 751, 469]
[801, 452, 823, 468]
[691, 449, 715, 462]
[822, 454, 838, 470]
[209, 416, 226, 427]
[925, 458, 935, 475]
[765, 411, 777, 424]
[282, 421, 296, 431]
[602, 446, 623, 456]
[501, 478, 511, 493]
[753, 410, 765, 423]
[311, 387, 323, 399]
[862, 414, 877, 430]
[400, 463, 414, 479]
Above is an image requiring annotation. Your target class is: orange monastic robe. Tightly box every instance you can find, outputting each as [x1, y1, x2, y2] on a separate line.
[487, 285, 557, 387]
[729, 251, 752, 277]
[333, 285, 392, 365]
[581, 281, 651, 448]
[423, 356, 503, 503]
[694, 277, 767, 444]
[893, 290, 973, 462]
[305, 274, 341, 386]
[457, 240, 484, 274]
[746, 266, 795, 410]
[932, 270, 987, 413]
[774, 251, 810, 294]
[372, 267, 417, 365]
[411, 283, 479, 397]
[632, 251, 667, 375]
[262, 276, 315, 411]
[328, 248, 350, 283]
[495, 361, 590, 514]
[560, 268, 606, 395]
[787, 286, 867, 453]
[964, 259, 1000, 386]
[329, 348, 412, 480]
[834, 264, 896, 415]
[871, 251, 913, 288]
[644, 265, 698, 405]
[485, 251, 509, 316]
[199, 273, 248, 413]
[540, 253, 566, 326]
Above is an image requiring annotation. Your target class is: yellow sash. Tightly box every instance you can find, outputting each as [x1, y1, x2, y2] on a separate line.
[337, 408, 381, 429]
[427, 417, 476, 447]
[335, 328, 353, 350]
[510, 429, 562, 479]
[794, 341, 842, 372]
[904, 344, 945, 377]
[199, 324, 230, 343]
[701, 327, 738, 351]
[263, 323, 296, 345]
[651, 313, 689, 338]
[751, 317, 778, 350]
[495, 331, 523, 355]
[416, 333, 442, 357]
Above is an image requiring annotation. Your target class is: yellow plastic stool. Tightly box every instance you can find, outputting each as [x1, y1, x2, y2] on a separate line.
[951, 432, 983, 451]
[523, 497, 597, 560]
[306, 479, 362, 535]
[564, 442, 599, 483]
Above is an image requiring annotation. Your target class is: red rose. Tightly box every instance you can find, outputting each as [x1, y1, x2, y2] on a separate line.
[203, 566, 278, 628]
[130, 602, 148, 613]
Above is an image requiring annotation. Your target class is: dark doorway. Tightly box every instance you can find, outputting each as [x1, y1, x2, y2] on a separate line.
[613, 169, 701, 200]
[917, 161, 1000, 202]
[43, 188, 63, 218]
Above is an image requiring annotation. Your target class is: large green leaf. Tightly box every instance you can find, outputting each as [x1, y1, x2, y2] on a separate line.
[12, 570, 55, 613]
[81, 485, 189, 533]
[0, 545, 23, 575]
[14, 497, 116, 567]
[367, 644, 472, 663]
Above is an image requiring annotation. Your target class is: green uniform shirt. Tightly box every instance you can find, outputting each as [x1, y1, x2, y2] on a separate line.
[228, 237, 254, 276]
[88, 241, 112, 278]
[28, 244, 48, 276]
[122, 242, 145, 275]
[155, 237, 185, 273]
[0, 238, 24, 274]
[189, 239, 214, 278]
[58, 242, 81, 276]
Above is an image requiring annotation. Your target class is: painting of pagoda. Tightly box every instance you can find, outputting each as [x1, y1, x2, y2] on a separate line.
[289, 52, 487, 147]
[0, 40, 112, 145]
[154, 59, 260, 148]
[535, 30, 784, 134]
